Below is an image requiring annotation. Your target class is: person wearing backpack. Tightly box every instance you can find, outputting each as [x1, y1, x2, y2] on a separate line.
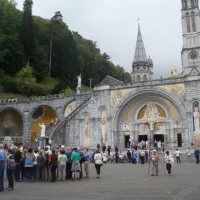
[6, 149, 15, 190]
[25, 148, 35, 182]
[0, 144, 7, 192]
[37, 150, 45, 182]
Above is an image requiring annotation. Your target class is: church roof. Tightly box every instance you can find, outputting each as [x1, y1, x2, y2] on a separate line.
[98, 75, 123, 86]
[133, 25, 148, 63]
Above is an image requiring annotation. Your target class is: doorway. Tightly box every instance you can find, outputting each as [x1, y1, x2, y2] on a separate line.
[154, 134, 164, 143]
[177, 133, 182, 147]
[138, 135, 148, 142]
[124, 135, 130, 148]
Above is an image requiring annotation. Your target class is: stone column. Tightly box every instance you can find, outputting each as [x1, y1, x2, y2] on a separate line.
[23, 111, 31, 144]
[106, 117, 112, 147]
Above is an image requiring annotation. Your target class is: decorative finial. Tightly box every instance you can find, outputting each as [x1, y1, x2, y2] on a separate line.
[137, 18, 140, 27]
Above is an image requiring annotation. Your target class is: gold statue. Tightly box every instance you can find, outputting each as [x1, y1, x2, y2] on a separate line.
[171, 66, 178, 77]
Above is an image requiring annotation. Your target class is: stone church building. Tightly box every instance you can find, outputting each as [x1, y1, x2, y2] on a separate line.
[1, 0, 200, 149]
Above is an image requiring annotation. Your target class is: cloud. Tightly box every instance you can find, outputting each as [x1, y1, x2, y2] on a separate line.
[16, 0, 183, 78]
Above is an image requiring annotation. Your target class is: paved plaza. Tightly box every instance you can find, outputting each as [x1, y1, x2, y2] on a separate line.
[1, 162, 200, 200]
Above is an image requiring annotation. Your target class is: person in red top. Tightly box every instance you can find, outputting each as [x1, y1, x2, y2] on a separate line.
[150, 150, 159, 176]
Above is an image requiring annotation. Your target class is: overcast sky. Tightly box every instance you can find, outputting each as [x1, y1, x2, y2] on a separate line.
[16, 0, 183, 78]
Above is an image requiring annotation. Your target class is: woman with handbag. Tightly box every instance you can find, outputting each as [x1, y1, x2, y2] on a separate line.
[7, 149, 15, 190]
[94, 149, 103, 178]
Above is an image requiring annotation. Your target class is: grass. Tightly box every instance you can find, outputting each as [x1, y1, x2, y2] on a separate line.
[37, 76, 59, 89]
[0, 93, 25, 99]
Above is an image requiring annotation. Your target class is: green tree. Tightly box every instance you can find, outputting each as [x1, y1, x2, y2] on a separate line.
[22, 0, 34, 66]
[15, 66, 36, 94]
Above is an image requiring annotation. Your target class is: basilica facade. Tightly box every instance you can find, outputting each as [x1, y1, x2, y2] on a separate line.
[1, 0, 200, 149]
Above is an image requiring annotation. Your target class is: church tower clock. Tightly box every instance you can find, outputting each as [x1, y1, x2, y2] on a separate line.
[181, 0, 200, 76]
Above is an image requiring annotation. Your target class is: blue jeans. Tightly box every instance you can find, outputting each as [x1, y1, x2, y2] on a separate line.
[188, 155, 191, 162]
[0, 163, 4, 192]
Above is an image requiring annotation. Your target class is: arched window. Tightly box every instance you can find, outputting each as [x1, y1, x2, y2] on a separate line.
[186, 12, 191, 33]
[191, 0, 195, 8]
[137, 75, 141, 82]
[143, 75, 147, 81]
[184, 0, 188, 8]
[191, 12, 196, 32]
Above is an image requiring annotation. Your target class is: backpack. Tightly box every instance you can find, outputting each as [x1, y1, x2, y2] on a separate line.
[0, 153, 4, 164]
[25, 154, 34, 166]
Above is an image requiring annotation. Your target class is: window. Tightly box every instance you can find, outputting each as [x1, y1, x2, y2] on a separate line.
[191, 12, 196, 32]
[186, 13, 191, 33]
[143, 66, 146, 70]
[184, 0, 188, 8]
[137, 66, 140, 70]
[137, 75, 141, 82]
[143, 75, 147, 81]
[191, 0, 195, 8]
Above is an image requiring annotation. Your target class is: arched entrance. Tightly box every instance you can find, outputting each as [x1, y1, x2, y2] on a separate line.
[0, 108, 23, 145]
[112, 88, 186, 149]
[31, 106, 56, 142]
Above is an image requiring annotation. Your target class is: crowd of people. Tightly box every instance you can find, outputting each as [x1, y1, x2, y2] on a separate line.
[0, 142, 200, 193]
[0, 144, 104, 192]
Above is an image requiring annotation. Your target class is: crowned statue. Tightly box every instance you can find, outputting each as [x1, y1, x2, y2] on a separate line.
[171, 66, 178, 77]
[39, 123, 46, 138]
[142, 102, 162, 121]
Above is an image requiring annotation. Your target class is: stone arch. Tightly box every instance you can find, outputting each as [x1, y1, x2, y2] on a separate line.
[112, 88, 186, 132]
[0, 107, 24, 144]
[30, 105, 57, 142]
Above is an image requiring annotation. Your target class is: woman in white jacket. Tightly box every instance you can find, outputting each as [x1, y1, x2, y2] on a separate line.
[94, 150, 103, 178]
[165, 151, 174, 176]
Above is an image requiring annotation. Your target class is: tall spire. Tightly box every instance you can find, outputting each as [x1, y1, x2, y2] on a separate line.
[133, 24, 147, 62]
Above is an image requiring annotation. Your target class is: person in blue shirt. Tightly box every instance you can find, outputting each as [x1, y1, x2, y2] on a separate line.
[0, 144, 7, 192]
[7, 149, 15, 190]
[132, 150, 138, 164]
[84, 149, 90, 178]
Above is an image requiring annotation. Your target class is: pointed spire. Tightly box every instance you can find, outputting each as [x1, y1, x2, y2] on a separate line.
[133, 24, 147, 63]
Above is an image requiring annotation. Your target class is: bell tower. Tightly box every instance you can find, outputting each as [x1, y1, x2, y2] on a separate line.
[181, 0, 200, 76]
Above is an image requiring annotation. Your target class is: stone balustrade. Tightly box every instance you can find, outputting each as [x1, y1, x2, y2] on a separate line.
[0, 90, 92, 104]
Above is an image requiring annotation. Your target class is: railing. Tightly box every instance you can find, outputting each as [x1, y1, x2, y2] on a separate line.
[0, 90, 92, 104]
[49, 97, 92, 141]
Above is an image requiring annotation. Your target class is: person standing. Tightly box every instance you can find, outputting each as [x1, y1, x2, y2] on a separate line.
[150, 150, 159, 176]
[175, 149, 181, 163]
[140, 150, 145, 164]
[115, 146, 119, 163]
[186, 148, 192, 163]
[194, 148, 200, 164]
[0, 144, 6, 192]
[58, 150, 67, 181]
[165, 151, 174, 176]
[7, 149, 15, 190]
[94, 150, 103, 178]
[107, 146, 111, 156]
[127, 149, 132, 163]
[132, 150, 137, 164]
[49, 150, 58, 182]
[83, 149, 90, 178]
[37, 150, 45, 183]
[24, 148, 35, 182]
[14, 147, 22, 182]
[66, 147, 72, 180]
[71, 148, 81, 180]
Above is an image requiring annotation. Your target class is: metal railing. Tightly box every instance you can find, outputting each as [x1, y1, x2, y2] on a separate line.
[49, 97, 92, 141]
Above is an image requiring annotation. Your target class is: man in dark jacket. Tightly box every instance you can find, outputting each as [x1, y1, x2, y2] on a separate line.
[50, 150, 58, 182]
[194, 148, 200, 164]
[14, 148, 22, 182]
